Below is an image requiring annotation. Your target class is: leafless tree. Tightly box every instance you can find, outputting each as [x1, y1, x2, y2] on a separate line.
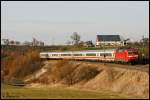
[2, 39, 9, 45]
[70, 32, 81, 45]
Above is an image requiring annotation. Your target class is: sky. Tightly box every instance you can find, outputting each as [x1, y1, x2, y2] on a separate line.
[1, 1, 149, 45]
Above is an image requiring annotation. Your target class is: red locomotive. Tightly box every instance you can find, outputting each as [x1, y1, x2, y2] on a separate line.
[114, 48, 139, 63]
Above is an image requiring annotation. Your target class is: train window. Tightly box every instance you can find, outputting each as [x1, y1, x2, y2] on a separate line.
[52, 54, 58, 56]
[128, 52, 138, 55]
[41, 54, 48, 57]
[100, 53, 112, 56]
[117, 49, 124, 52]
[86, 53, 96, 56]
[73, 54, 82, 56]
[61, 54, 71, 56]
[100, 53, 104, 56]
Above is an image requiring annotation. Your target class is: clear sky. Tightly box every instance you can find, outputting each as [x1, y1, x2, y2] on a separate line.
[1, 1, 149, 45]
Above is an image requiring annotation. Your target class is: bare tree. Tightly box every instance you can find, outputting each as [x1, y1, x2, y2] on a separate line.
[140, 36, 149, 46]
[123, 38, 130, 45]
[70, 32, 81, 45]
[2, 39, 9, 45]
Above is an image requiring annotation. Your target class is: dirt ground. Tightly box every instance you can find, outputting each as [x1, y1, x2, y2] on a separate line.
[25, 60, 149, 98]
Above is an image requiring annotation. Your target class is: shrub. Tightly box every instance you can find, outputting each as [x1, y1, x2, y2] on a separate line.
[2, 49, 42, 83]
[13, 50, 42, 79]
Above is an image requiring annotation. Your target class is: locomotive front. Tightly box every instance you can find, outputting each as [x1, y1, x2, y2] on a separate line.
[126, 49, 139, 62]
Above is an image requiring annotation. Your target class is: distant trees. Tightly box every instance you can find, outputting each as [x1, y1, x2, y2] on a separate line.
[123, 36, 149, 47]
[70, 32, 81, 45]
[123, 38, 130, 45]
[83, 40, 94, 47]
[32, 38, 44, 46]
[2, 39, 9, 45]
[67, 32, 95, 49]
[140, 36, 149, 46]
[2, 38, 44, 46]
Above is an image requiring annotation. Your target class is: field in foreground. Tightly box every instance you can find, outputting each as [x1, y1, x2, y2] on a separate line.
[1, 83, 138, 99]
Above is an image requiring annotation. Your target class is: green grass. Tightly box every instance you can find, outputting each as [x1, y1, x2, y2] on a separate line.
[1, 83, 139, 99]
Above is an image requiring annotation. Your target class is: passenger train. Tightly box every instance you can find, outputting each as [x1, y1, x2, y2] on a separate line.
[40, 48, 139, 64]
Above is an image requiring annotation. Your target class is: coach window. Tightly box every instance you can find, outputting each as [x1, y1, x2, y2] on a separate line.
[73, 54, 82, 56]
[52, 54, 58, 56]
[106, 53, 112, 56]
[100, 53, 112, 56]
[61, 54, 64, 56]
[61, 54, 71, 56]
[100, 53, 104, 56]
[86, 53, 96, 56]
[46, 54, 49, 57]
[41, 54, 48, 57]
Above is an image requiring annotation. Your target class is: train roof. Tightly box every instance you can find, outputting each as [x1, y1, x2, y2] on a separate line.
[40, 49, 117, 54]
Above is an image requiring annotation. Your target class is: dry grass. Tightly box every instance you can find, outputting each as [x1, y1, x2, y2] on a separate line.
[1, 83, 138, 99]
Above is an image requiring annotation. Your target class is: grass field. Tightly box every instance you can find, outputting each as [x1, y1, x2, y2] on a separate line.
[1, 83, 139, 99]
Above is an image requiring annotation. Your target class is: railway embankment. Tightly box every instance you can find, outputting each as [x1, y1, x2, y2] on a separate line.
[25, 60, 149, 98]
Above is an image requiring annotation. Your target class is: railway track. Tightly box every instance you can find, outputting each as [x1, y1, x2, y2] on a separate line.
[77, 60, 149, 73]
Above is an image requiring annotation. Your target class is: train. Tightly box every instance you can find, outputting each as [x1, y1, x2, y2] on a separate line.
[40, 48, 139, 64]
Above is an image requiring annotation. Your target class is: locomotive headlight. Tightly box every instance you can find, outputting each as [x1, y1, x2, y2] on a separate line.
[128, 56, 133, 57]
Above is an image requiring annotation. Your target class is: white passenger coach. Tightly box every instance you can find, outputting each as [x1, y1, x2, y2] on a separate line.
[40, 49, 117, 61]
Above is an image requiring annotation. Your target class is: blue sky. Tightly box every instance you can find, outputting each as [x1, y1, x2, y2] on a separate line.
[1, 1, 149, 45]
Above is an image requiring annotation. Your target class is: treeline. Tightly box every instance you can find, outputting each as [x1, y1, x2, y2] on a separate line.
[1, 45, 65, 53]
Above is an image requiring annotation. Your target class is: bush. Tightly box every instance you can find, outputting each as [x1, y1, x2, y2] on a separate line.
[13, 50, 42, 78]
[1, 49, 42, 83]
